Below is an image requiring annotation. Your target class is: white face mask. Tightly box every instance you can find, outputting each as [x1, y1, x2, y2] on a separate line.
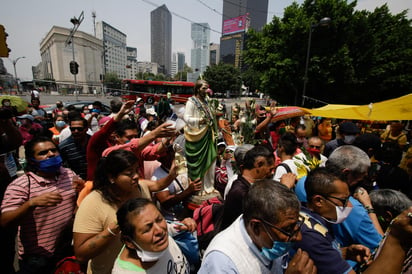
[131, 239, 167, 262]
[343, 135, 356, 144]
[325, 206, 353, 224]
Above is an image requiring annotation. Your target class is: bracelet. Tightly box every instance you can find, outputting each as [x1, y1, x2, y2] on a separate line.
[107, 227, 117, 236]
[365, 205, 375, 214]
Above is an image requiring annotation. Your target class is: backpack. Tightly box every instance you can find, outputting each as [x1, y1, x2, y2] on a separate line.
[193, 196, 224, 251]
[276, 162, 292, 173]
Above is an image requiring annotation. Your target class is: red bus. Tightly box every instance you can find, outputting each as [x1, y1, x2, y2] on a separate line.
[121, 79, 195, 104]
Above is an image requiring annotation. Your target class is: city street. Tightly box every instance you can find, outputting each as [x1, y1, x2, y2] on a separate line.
[10, 92, 266, 114]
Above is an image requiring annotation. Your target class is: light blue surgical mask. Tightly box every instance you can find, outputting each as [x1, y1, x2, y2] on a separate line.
[261, 223, 294, 260]
[56, 121, 66, 128]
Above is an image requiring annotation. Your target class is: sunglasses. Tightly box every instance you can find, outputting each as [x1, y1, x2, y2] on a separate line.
[70, 127, 85, 132]
[309, 145, 321, 149]
[321, 194, 350, 207]
[37, 148, 58, 156]
[261, 215, 304, 241]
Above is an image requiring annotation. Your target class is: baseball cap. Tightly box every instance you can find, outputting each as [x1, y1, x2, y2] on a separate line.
[339, 122, 360, 134]
[146, 108, 157, 116]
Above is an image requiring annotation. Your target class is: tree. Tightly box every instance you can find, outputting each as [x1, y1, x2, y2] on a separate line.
[172, 64, 193, 81]
[243, 0, 412, 106]
[203, 63, 241, 95]
[104, 72, 121, 90]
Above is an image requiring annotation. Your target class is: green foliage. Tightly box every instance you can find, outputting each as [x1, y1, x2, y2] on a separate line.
[243, 0, 412, 106]
[203, 63, 241, 95]
[104, 72, 121, 89]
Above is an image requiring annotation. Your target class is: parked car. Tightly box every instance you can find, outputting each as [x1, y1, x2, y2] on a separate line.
[64, 101, 111, 116]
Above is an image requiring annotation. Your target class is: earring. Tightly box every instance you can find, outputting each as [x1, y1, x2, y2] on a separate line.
[110, 180, 115, 184]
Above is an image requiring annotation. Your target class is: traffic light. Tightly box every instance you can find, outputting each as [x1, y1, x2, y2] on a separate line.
[0, 24, 11, 57]
[69, 60, 79, 75]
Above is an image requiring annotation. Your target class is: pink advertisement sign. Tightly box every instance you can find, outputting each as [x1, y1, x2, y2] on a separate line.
[222, 14, 249, 35]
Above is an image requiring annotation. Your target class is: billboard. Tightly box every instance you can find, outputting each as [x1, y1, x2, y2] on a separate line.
[222, 14, 250, 35]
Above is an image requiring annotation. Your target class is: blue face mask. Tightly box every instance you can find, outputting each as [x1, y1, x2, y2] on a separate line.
[33, 155, 63, 173]
[261, 240, 293, 261]
[261, 224, 294, 260]
[56, 121, 66, 128]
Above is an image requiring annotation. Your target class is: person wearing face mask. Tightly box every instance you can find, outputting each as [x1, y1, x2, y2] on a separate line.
[295, 136, 328, 169]
[48, 114, 68, 144]
[73, 150, 196, 274]
[295, 167, 370, 274]
[324, 121, 360, 157]
[0, 136, 77, 274]
[52, 100, 65, 118]
[295, 145, 383, 271]
[1, 98, 18, 116]
[199, 179, 316, 274]
[112, 198, 192, 274]
[296, 167, 412, 274]
[294, 124, 308, 149]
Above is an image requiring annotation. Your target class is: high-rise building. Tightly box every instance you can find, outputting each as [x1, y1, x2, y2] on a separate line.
[137, 62, 158, 75]
[126, 47, 137, 79]
[209, 43, 220, 65]
[151, 4, 172, 76]
[191, 23, 210, 74]
[39, 26, 103, 93]
[222, 0, 268, 31]
[96, 21, 127, 79]
[177, 52, 185, 72]
[220, 0, 268, 69]
[171, 52, 178, 77]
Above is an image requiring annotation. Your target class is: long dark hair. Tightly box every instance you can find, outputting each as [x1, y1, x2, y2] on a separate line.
[93, 149, 138, 205]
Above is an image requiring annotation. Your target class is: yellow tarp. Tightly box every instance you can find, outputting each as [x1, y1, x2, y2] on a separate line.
[303, 93, 412, 121]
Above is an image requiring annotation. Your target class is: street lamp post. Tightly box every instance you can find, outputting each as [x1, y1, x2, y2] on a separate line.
[65, 11, 84, 101]
[301, 17, 331, 106]
[10, 56, 25, 94]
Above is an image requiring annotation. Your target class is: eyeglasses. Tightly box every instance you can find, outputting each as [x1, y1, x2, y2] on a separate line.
[260, 215, 304, 241]
[225, 149, 233, 154]
[321, 194, 350, 207]
[70, 127, 85, 132]
[309, 145, 321, 149]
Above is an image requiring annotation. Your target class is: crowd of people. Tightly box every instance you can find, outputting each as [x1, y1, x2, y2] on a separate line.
[0, 82, 412, 274]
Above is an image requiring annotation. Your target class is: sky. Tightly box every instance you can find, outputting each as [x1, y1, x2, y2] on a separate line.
[1, 0, 411, 81]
